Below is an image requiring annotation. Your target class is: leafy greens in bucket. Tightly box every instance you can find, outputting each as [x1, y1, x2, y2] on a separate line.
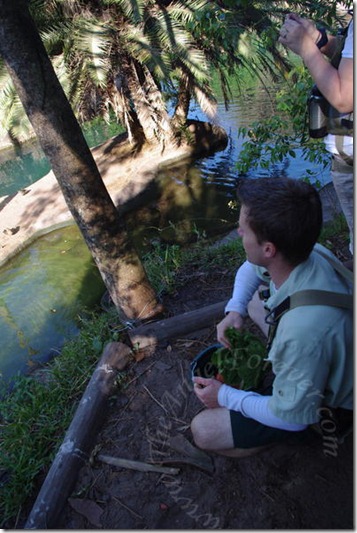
[211, 328, 267, 390]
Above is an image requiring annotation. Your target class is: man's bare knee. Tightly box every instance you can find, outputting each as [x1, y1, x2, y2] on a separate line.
[191, 411, 273, 458]
[190, 418, 204, 449]
[191, 408, 234, 450]
[191, 411, 211, 449]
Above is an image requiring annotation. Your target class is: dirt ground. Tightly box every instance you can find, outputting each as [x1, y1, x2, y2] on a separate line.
[57, 257, 353, 530]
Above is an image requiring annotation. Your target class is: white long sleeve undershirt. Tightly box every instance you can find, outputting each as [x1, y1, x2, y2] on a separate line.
[224, 260, 261, 316]
[218, 385, 307, 432]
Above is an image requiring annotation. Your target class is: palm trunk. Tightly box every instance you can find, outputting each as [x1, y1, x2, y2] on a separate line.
[0, 0, 162, 321]
[172, 73, 191, 135]
[127, 60, 174, 147]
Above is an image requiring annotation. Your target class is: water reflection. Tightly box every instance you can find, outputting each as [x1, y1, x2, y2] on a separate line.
[124, 161, 239, 249]
[0, 121, 124, 198]
[0, 140, 51, 198]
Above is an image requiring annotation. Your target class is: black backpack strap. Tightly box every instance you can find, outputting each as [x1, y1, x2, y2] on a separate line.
[314, 248, 353, 283]
[265, 289, 352, 352]
[265, 248, 353, 351]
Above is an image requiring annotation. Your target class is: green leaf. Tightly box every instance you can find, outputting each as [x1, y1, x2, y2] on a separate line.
[211, 328, 267, 390]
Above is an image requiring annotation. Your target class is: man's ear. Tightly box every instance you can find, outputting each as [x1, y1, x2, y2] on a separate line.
[263, 241, 277, 258]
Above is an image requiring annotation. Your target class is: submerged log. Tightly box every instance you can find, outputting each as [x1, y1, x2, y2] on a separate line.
[128, 301, 226, 351]
[25, 342, 132, 530]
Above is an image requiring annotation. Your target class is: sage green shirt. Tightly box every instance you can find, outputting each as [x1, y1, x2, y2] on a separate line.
[255, 244, 353, 425]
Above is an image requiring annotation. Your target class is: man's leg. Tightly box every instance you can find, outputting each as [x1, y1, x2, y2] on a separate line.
[331, 157, 354, 255]
[247, 288, 269, 337]
[190, 407, 272, 458]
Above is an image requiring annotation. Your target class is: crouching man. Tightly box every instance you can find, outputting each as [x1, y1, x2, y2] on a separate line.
[191, 177, 353, 457]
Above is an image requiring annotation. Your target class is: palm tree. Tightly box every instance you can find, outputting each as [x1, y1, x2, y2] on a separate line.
[1, 0, 341, 149]
[0, 0, 164, 321]
[0, 0, 213, 147]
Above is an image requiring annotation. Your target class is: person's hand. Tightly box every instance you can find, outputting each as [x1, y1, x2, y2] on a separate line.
[285, 13, 320, 41]
[278, 13, 319, 56]
[216, 311, 243, 348]
[193, 376, 222, 408]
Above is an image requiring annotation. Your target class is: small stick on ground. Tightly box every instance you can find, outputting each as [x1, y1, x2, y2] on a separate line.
[113, 497, 143, 519]
[143, 385, 169, 415]
[97, 454, 180, 475]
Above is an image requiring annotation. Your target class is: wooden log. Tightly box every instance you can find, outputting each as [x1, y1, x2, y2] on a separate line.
[128, 300, 226, 350]
[25, 342, 132, 530]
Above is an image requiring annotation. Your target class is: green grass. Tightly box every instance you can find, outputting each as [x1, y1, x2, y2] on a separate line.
[0, 219, 348, 527]
[318, 213, 350, 252]
[142, 235, 246, 296]
[0, 309, 124, 527]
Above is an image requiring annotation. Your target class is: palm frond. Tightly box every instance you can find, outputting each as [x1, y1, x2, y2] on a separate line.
[167, 0, 210, 25]
[73, 18, 113, 88]
[193, 85, 218, 123]
[106, 0, 146, 25]
[0, 80, 33, 142]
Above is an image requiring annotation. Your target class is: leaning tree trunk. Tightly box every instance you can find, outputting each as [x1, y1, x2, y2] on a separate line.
[0, 0, 163, 321]
[171, 73, 191, 136]
[127, 60, 174, 148]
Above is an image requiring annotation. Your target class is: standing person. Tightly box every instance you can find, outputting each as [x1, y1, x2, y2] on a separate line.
[191, 177, 353, 457]
[279, 11, 354, 256]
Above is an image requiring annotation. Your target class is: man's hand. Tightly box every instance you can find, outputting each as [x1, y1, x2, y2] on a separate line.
[216, 311, 243, 348]
[193, 377, 223, 408]
[278, 13, 319, 56]
[286, 13, 320, 41]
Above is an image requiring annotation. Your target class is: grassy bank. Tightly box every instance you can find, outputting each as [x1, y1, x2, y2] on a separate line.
[0, 215, 349, 527]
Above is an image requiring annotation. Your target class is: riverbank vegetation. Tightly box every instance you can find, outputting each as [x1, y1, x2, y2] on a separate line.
[0, 213, 349, 527]
[237, 64, 331, 184]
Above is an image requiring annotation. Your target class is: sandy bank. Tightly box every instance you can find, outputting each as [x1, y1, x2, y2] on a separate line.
[0, 121, 228, 266]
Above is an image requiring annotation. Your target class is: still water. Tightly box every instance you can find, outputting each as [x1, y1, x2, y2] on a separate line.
[0, 227, 105, 383]
[0, 83, 330, 384]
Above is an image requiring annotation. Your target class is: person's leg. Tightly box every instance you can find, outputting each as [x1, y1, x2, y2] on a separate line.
[331, 157, 354, 255]
[190, 407, 273, 458]
[247, 288, 269, 337]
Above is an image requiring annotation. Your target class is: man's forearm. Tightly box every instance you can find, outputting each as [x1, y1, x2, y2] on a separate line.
[225, 260, 261, 316]
[218, 385, 307, 431]
[302, 46, 353, 112]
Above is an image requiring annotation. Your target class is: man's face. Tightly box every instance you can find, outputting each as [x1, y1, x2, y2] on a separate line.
[237, 205, 265, 265]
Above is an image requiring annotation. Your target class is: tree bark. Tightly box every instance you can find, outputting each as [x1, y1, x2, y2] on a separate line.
[127, 60, 174, 147]
[0, 0, 163, 320]
[171, 73, 191, 136]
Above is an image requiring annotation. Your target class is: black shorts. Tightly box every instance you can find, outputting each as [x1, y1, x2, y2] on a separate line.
[229, 370, 309, 449]
[230, 410, 309, 449]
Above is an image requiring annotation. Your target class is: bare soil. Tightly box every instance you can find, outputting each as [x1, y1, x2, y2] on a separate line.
[58, 249, 353, 530]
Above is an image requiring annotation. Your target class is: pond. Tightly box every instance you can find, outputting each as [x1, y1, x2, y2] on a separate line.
[0, 81, 330, 385]
[0, 226, 105, 384]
